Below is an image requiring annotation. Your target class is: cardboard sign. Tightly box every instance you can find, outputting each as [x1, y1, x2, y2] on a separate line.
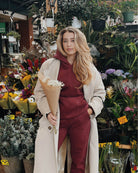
[118, 116, 128, 125]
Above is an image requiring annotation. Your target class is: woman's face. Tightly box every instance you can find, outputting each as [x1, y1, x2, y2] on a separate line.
[62, 31, 77, 56]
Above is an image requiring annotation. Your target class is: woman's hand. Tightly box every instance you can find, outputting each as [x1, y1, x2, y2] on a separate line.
[47, 113, 57, 126]
[87, 107, 93, 116]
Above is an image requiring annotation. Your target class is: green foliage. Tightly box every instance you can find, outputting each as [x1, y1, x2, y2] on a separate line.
[54, 0, 90, 32]
[86, 0, 121, 21]
[117, 0, 138, 13]
[7, 31, 21, 40]
[0, 116, 39, 159]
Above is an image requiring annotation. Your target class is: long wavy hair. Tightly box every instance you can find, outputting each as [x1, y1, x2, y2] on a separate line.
[56, 26, 93, 85]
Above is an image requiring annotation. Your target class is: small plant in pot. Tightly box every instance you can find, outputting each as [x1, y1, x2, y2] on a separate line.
[87, 0, 120, 31]
[117, 0, 137, 23]
[45, 9, 54, 27]
[54, 0, 90, 33]
[19, 117, 39, 173]
[7, 31, 21, 41]
[0, 116, 24, 173]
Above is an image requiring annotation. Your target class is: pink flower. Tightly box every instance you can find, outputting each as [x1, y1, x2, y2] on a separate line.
[124, 107, 134, 112]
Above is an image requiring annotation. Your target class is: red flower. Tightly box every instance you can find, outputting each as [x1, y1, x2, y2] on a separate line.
[27, 59, 33, 68]
[34, 59, 39, 68]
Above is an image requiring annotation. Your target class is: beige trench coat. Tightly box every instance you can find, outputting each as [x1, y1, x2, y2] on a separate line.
[33, 58, 106, 173]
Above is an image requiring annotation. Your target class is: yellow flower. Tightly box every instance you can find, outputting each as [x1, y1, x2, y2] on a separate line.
[106, 86, 114, 99]
[22, 75, 31, 81]
[9, 93, 17, 98]
[2, 93, 8, 99]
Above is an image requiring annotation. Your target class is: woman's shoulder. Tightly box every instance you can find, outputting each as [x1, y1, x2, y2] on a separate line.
[90, 63, 99, 73]
[41, 58, 59, 69]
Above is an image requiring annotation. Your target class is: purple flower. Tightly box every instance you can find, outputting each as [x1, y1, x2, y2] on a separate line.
[101, 73, 107, 80]
[113, 69, 124, 76]
[124, 72, 133, 78]
[28, 67, 33, 72]
[27, 84, 31, 89]
[105, 69, 115, 74]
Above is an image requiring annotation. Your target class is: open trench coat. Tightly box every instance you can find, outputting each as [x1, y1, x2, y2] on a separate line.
[33, 57, 106, 173]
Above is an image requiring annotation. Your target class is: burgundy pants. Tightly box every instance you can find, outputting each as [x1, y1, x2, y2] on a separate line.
[58, 112, 91, 173]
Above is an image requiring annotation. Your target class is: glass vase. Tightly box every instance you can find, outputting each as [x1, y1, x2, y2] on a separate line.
[104, 146, 130, 173]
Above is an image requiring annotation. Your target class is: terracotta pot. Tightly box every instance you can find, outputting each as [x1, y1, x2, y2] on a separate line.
[23, 159, 34, 173]
[1, 156, 24, 173]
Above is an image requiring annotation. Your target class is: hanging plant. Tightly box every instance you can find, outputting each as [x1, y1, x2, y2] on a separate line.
[7, 31, 21, 40]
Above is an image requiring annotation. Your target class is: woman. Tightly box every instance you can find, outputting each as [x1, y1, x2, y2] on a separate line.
[34, 27, 105, 173]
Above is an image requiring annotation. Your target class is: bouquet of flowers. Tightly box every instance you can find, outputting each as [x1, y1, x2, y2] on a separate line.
[12, 86, 37, 114]
[0, 92, 17, 110]
[38, 72, 64, 133]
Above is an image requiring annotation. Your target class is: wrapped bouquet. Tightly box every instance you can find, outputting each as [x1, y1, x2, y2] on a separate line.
[38, 72, 64, 133]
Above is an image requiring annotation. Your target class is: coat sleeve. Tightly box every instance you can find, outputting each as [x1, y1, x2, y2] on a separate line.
[88, 65, 106, 117]
[34, 59, 53, 117]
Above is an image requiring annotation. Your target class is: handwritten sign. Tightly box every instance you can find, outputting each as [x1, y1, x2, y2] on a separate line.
[118, 116, 128, 125]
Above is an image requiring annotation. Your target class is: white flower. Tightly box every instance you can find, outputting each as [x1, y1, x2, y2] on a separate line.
[14, 74, 20, 79]
[0, 82, 5, 86]
[47, 79, 64, 87]
[32, 41, 36, 45]
[28, 95, 35, 103]
[39, 49, 43, 53]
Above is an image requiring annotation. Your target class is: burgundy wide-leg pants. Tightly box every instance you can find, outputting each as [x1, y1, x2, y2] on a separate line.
[58, 113, 91, 173]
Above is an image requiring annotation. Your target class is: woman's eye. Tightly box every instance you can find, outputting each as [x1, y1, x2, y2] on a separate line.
[63, 40, 67, 43]
[71, 40, 74, 42]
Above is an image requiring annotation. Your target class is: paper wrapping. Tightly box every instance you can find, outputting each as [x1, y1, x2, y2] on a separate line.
[38, 72, 61, 116]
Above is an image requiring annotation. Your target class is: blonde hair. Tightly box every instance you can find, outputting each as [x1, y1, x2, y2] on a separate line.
[57, 26, 93, 85]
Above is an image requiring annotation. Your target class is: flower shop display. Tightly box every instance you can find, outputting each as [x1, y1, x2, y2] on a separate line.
[101, 68, 137, 143]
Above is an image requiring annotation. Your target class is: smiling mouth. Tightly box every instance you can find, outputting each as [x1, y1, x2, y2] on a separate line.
[67, 48, 73, 51]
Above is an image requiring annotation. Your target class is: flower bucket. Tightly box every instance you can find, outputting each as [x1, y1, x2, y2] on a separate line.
[123, 11, 134, 23]
[91, 19, 105, 31]
[8, 36, 16, 43]
[23, 159, 34, 173]
[72, 17, 81, 28]
[1, 156, 24, 173]
[46, 18, 54, 27]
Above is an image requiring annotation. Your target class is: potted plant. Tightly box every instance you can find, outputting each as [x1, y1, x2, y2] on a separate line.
[7, 31, 21, 42]
[19, 117, 39, 173]
[54, 0, 90, 32]
[117, 0, 137, 23]
[45, 9, 54, 27]
[87, 0, 120, 31]
[0, 116, 24, 173]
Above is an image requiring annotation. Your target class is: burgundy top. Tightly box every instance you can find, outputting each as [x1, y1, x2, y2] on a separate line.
[54, 51, 89, 119]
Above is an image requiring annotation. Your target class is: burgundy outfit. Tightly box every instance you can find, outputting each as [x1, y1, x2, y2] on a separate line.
[54, 51, 91, 173]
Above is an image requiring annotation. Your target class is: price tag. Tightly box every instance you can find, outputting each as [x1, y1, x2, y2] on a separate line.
[1, 160, 9, 165]
[118, 116, 128, 125]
